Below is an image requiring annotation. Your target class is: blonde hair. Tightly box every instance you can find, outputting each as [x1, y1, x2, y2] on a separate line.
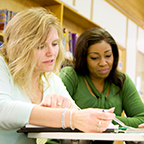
[0, 7, 64, 95]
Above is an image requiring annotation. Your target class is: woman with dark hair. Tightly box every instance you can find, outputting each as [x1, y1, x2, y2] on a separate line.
[59, 28, 144, 144]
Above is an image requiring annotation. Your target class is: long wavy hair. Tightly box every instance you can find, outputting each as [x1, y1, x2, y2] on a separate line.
[74, 28, 125, 94]
[0, 7, 65, 97]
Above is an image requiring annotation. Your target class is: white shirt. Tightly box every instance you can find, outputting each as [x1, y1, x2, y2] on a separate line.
[0, 56, 75, 144]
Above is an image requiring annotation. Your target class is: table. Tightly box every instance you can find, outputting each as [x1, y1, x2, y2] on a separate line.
[28, 132, 144, 142]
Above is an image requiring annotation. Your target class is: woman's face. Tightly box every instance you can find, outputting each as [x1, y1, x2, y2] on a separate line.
[87, 40, 114, 80]
[34, 26, 59, 75]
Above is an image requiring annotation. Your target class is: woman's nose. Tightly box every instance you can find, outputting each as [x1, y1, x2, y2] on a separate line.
[99, 57, 107, 66]
[46, 46, 55, 56]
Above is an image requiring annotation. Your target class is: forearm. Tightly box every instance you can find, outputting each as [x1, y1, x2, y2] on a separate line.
[29, 106, 115, 133]
[29, 106, 71, 128]
[115, 115, 144, 128]
[0, 100, 35, 130]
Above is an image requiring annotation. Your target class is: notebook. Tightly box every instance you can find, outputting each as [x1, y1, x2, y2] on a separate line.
[17, 123, 118, 133]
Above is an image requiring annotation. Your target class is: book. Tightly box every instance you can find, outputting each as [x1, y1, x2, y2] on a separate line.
[17, 123, 118, 133]
[62, 28, 67, 52]
[126, 128, 144, 133]
[72, 33, 78, 57]
[0, 9, 7, 31]
[68, 31, 73, 59]
[0, 9, 16, 33]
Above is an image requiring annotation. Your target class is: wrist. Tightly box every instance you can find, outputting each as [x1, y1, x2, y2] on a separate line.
[70, 108, 75, 130]
[64, 109, 71, 128]
[70, 109, 79, 129]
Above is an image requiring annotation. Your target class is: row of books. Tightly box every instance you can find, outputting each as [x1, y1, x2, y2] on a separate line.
[62, 28, 79, 59]
[0, 9, 17, 33]
[0, 9, 79, 57]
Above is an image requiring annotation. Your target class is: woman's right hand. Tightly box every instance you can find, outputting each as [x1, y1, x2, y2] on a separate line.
[72, 108, 115, 133]
[138, 123, 144, 128]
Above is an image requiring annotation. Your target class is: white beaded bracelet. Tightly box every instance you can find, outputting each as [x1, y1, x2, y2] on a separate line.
[70, 108, 75, 130]
[61, 108, 68, 129]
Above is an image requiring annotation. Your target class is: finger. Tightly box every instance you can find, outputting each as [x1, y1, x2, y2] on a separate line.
[62, 98, 70, 108]
[138, 124, 144, 128]
[56, 100, 63, 108]
[93, 120, 109, 133]
[106, 107, 115, 113]
[51, 96, 57, 108]
[96, 111, 115, 120]
[52, 94, 63, 108]
[55, 95, 64, 108]
[41, 97, 52, 107]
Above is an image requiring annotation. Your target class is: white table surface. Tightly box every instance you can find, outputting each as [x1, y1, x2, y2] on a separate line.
[28, 132, 144, 141]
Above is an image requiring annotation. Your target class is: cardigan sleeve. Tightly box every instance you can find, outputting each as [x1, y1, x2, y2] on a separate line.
[59, 66, 78, 97]
[115, 73, 144, 128]
[0, 56, 36, 130]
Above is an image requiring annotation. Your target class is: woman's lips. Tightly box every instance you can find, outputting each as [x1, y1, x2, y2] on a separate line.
[99, 69, 109, 74]
[43, 60, 54, 64]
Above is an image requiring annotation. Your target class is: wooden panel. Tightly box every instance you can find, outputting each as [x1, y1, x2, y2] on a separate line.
[45, 4, 63, 25]
[63, 4, 101, 30]
[63, 18, 85, 35]
[0, 0, 62, 12]
[113, 141, 123, 144]
[106, 0, 144, 28]
[136, 51, 144, 101]
[118, 45, 126, 73]
[27, 0, 61, 6]
[0, 33, 3, 42]
[0, 0, 41, 12]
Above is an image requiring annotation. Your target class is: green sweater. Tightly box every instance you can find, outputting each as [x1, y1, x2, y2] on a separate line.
[59, 66, 144, 128]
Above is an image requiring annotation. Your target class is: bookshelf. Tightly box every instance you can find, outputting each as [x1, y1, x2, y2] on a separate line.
[0, 0, 100, 35]
[0, 0, 126, 69]
[0, 32, 3, 42]
[0, 1, 126, 144]
[0, 0, 101, 60]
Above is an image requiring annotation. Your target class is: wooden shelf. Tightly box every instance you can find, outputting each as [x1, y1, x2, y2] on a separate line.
[63, 4, 100, 30]
[29, 0, 61, 6]
[0, 0, 101, 35]
[0, 32, 3, 42]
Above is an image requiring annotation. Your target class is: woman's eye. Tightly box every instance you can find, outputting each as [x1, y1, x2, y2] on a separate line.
[53, 42, 58, 46]
[37, 45, 44, 49]
[91, 57, 99, 60]
[105, 54, 111, 58]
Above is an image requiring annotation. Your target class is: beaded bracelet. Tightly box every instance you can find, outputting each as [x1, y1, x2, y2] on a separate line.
[61, 108, 68, 129]
[70, 108, 75, 130]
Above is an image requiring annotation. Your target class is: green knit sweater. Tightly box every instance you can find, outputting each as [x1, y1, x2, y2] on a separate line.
[46, 67, 144, 144]
[59, 66, 144, 128]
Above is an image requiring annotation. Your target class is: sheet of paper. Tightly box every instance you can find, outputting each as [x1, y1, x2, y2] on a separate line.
[108, 123, 119, 129]
[26, 123, 119, 129]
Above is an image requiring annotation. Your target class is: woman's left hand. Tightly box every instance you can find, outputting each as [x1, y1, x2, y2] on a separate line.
[40, 94, 73, 108]
[138, 123, 144, 128]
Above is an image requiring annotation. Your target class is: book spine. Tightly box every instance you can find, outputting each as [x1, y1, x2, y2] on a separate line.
[0, 9, 7, 32]
[69, 31, 73, 59]
[72, 33, 78, 57]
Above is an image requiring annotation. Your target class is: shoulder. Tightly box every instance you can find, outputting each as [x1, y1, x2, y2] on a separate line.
[123, 72, 133, 84]
[61, 66, 75, 73]
[0, 55, 6, 66]
[59, 66, 77, 77]
[45, 72, 62, 84]
[0, 55, 10, 74]
[120, 72, 136, 93]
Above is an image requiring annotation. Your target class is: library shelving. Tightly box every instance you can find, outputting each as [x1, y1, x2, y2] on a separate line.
[0, 0, 100, 36]
[0, 0, 125, 73]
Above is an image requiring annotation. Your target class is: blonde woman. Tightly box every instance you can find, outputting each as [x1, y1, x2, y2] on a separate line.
[0, 7, 115, 144]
